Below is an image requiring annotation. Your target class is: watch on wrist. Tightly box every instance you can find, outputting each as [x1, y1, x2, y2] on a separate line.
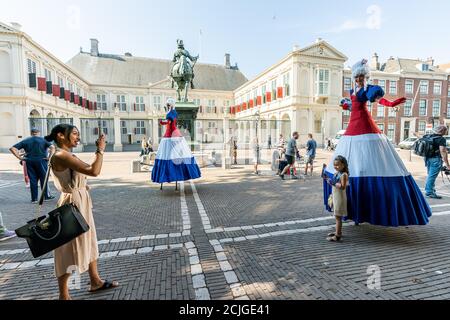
[96, 149, 104, 155]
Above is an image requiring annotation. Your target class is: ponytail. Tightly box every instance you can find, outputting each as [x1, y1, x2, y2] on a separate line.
[45, 124, 77, 144]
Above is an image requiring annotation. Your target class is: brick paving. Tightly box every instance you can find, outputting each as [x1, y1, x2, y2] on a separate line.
[1, 150, 450, 300]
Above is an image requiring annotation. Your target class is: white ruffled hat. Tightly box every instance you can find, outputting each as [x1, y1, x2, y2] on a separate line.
[352, 59, 371, 79]
[166, 98, 176, 108]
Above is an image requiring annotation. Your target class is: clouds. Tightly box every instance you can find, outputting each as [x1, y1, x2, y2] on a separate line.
[326, 4, 382, 33]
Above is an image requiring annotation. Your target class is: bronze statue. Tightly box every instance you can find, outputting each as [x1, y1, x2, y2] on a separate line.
[170, 39, 199, 102]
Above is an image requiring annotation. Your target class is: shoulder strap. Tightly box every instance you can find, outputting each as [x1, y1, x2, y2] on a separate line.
[38, 154, 54, 206]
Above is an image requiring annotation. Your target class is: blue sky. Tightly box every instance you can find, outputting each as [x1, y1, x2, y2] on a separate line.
[1, 0, 449, 79]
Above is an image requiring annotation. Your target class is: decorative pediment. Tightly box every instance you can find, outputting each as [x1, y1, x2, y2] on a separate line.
[0, 22, 18, 33]
[298, 40, 347, 61]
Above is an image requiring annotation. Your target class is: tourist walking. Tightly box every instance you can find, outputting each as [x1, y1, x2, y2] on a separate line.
[280, 132, 299, 180]
[305, 134, 317, 176]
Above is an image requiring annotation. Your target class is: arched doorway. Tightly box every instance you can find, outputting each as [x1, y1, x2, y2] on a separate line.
[46, 113, 57, 135]
[281, 114, 291, 139]
[29, 109, 42, 133]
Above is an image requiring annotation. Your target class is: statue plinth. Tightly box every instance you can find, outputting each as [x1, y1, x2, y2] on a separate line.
[175, 101, 200, 152]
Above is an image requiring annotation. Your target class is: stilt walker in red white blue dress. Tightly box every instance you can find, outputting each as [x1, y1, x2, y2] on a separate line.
[323, 59, 432, 226]
[151, 98, 201, 190]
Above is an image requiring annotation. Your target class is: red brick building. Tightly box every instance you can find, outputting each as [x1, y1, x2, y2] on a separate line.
[342, 54, 450, 144]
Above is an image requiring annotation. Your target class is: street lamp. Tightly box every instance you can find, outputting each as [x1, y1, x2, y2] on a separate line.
[252, 111, 261, 164]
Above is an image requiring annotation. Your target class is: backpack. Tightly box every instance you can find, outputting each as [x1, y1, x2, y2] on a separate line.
[413, 135, 441, 157]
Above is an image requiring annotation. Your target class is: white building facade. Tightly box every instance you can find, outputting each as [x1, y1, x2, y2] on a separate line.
[232, 39, 347, 146]
[0, 22, 246, 152]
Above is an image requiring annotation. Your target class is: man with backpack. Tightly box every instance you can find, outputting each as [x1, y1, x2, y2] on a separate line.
[415, 125, 450, 199]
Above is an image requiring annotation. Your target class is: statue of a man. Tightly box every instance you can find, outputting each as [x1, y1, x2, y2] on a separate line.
[172, 39, 198, 77]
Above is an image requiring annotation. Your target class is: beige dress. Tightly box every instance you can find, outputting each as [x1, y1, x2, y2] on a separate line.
[332, 173, 348, 217]
[51, 162, 99, 278]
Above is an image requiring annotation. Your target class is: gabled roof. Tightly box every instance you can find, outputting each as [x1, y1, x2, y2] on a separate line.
[297, 39, 348, 61]
[438, 63, 450, 73]
[383, 58, 448, 75]
[66, 52, 248, 91]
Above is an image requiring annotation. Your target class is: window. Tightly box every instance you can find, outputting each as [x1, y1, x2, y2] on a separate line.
[316, 69, 330, 95]
[422, 64, 430, 72]
[378, 123, 385, 133]
[76, 88, 81, 96]
[377, 105, 384, 118]
[57, 76, 64, 88]
[419, 100, 427, 116]
[388, 107, 396, 117]
[153, 95, 162, 111]
[367, 101, 372, 113]
[378, 80, 386, 92]
[405, 80, 414, 94]
[116, 95, 127, 111]
[433, 82, 442, 95]
[404, 99, 412, 116]
[262, 85, 267, 103]
[418, 121, 426, 133]
[135, 96, 145, 111]
[389, 81, 397, 95]
[314, 120, 322, 133]
[193, 98, 201, 106]
[344, 78, 352, 91]
[271, 80, 277, 101]
[448, 85, 450, 97]
[208, 122, 216, 128]
[207, 100, 216, 113]
[447, 102, 450, 119]
[432, 100, 441, 117]
[343, 109, 351, 116]
[343, 122, 348, 130]
[97, 120, 108, 135]
[120, 121, 127, 135]
[283, 73, 290, 96]
[44, 68, 52, 82]
[420, 81, 429, 95]
[135, 120, 145, 135]
[253, 89, 258, 104]
[387, 123, 395, 141]
[96, 94, 107, 110]
[27, 59, 36, 73]
[68, 82, 73, 92]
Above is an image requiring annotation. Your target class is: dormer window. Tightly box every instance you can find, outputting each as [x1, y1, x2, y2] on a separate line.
[417, 63, 430, 72]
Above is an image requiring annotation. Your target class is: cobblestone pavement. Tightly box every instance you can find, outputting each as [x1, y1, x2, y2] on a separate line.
[1, 150, 450, 300]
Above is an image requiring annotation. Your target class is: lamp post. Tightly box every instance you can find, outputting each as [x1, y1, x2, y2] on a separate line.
[253, 111, 261, 165]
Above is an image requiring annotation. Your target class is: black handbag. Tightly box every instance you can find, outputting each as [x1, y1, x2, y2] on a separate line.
[15, 157, 90, 258]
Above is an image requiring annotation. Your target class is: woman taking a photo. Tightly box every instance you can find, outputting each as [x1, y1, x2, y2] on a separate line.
[45, 124, 118, 300]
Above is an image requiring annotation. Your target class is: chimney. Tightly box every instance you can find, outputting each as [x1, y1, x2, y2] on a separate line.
[90, 39, 99, 57]
[370, 53, 380, 70]
[224, 53, 231, 69]
[316, 38, 322, 43]
[10, 22, 22, 30]
[125, 52, 132, 57]
[426, 57, 434, 66]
